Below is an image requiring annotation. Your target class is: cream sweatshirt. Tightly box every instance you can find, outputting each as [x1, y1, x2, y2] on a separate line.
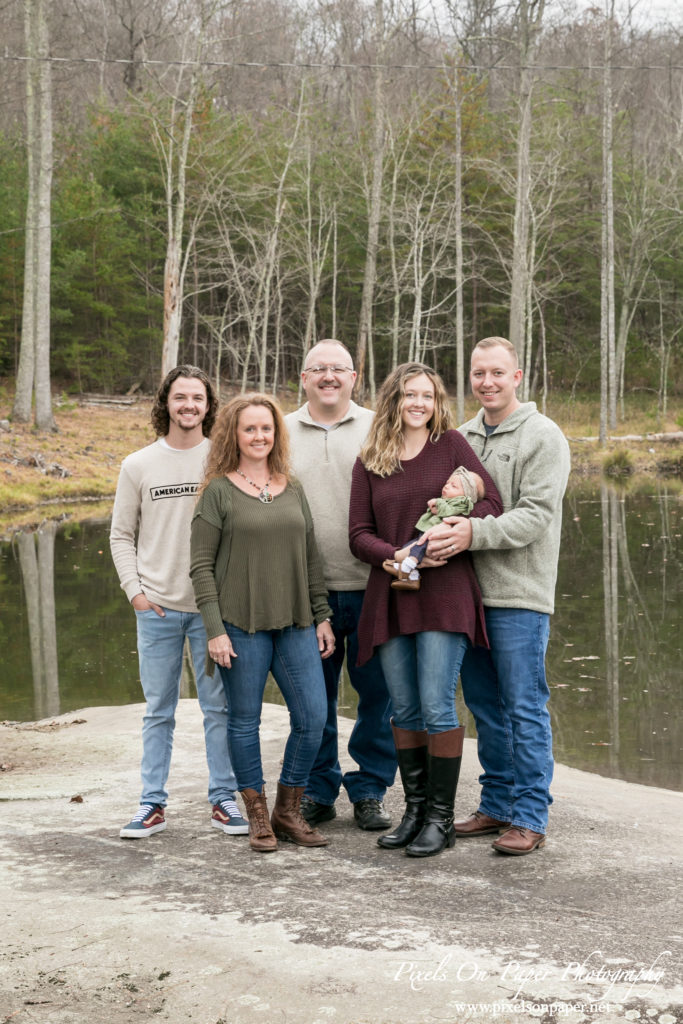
[109, 437, 210, 612]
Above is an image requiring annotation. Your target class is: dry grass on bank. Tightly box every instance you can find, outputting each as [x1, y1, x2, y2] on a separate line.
[0, 399, 154, 533]
[1, 385, 681, 534]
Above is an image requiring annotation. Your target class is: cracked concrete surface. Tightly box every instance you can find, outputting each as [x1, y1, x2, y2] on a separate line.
[1, 702, 681, 1024]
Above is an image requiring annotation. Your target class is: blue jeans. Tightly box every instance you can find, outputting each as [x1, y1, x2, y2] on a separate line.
[377, 630, 469, 734]
[305, 591, 396, 806]
[218, 623, 327, 792]
[135, 607, 237, 807]
[460, 608, 553, 834]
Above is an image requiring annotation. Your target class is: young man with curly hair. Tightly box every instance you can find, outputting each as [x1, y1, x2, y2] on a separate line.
[110, 365, 247, 840]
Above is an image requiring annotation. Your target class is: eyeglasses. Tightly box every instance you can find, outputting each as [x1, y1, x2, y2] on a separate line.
[303, 364, 354, 376]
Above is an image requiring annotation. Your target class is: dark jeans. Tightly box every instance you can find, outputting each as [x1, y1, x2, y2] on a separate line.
[305, 590, 397, 806]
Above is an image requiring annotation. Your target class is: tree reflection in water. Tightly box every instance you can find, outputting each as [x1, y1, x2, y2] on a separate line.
[1, 518, 196, 724]
[16, 523, 60, 719]
[548, 481, 680, 790]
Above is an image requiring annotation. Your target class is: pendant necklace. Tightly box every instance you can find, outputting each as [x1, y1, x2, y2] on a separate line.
[235, 468, 273, 503]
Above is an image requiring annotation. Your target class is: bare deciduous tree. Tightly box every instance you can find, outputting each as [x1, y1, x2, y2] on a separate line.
[152, 0, 224, 380]
[356, 0, 389, 401]
[508, 0, 546, 362]
[13, 0, 54, 429]
[599, 0, 616, 443]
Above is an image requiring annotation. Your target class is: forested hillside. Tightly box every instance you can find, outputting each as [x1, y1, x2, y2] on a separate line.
[1, 0, 681, 418]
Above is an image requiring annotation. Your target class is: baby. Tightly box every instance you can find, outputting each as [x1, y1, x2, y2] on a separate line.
[383, 466, 485, 591]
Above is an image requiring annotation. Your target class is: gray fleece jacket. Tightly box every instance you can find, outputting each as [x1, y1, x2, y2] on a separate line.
[459, 402, 570, 614]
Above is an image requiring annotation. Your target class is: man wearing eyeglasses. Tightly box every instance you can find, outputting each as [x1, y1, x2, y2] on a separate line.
[285, 340, 397, 831]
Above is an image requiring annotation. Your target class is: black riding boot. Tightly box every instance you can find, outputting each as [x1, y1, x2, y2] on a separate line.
[405, 726, 464, 858]
[378, 724, 428, 849]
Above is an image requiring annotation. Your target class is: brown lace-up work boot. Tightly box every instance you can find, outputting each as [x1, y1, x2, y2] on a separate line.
[271, 783, 329, 847]
[240, 787, 277, 853]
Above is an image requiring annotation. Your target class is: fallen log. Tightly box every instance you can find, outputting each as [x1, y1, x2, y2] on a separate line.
[569, 431, 683, 443]
[79, 394, 140, 406]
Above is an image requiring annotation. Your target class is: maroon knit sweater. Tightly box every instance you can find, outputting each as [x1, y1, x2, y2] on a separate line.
[349, 430, 503, 666]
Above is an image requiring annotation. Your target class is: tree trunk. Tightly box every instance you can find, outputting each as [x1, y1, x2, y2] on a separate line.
[615, 258, 648, 419]
[656, 283, 677, 424]
[330, 206, 338, 342]
[521, 206, 537, 402]
[162, 233, 183, 377]
[538, 299, 548, 416]
[508, 0, 544, 363]
[255, 83, 304, 392]
[160, 1, 219, 380]
[452, 64, 465, 425]
[14, 0, 54, 429]
[508, 66, 533, 361]
[410, 226, 424, 362]
[600, 0, 616, 441]
[387, 141, 401, 371]
[192, 242, 199, 366]
[160, 59, 198, 379]
[356, 0, 386, 402]
[13, 0, 38, 423]
[300, 139, 332, 363]
[272, 272, 283, 394]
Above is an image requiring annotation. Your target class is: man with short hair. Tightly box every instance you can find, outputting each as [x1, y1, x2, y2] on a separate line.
[428, 337, 570, 855]
[285, 340, 397, 831]
[110, 365, 247, 839]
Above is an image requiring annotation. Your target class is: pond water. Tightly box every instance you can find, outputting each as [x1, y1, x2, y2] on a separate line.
[0, 481, 680, 791]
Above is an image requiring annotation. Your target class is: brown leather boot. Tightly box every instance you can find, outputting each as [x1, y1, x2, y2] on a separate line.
[271, 783, 329, 847]
[240, 787, 277, 853]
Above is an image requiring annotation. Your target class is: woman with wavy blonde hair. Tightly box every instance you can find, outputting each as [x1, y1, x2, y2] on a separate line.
[349, 363, 503, 859]
[190, 393, 335, 854]
[360, 363, 452, 477]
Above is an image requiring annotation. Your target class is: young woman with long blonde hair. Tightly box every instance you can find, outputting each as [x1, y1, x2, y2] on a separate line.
[349, 363, 502, 858]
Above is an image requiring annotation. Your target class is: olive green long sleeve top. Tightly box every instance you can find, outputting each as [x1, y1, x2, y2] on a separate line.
[190, 476, 331, 642]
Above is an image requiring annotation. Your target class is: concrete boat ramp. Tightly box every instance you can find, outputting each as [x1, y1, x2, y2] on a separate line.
[1, 702, 681, 1024]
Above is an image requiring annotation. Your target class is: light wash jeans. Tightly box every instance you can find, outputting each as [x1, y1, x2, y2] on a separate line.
[460, 608, 553, 834]
[377, 630, 469, 734]
[218, 622, 327, 792]
[135, 607, 237, 807]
